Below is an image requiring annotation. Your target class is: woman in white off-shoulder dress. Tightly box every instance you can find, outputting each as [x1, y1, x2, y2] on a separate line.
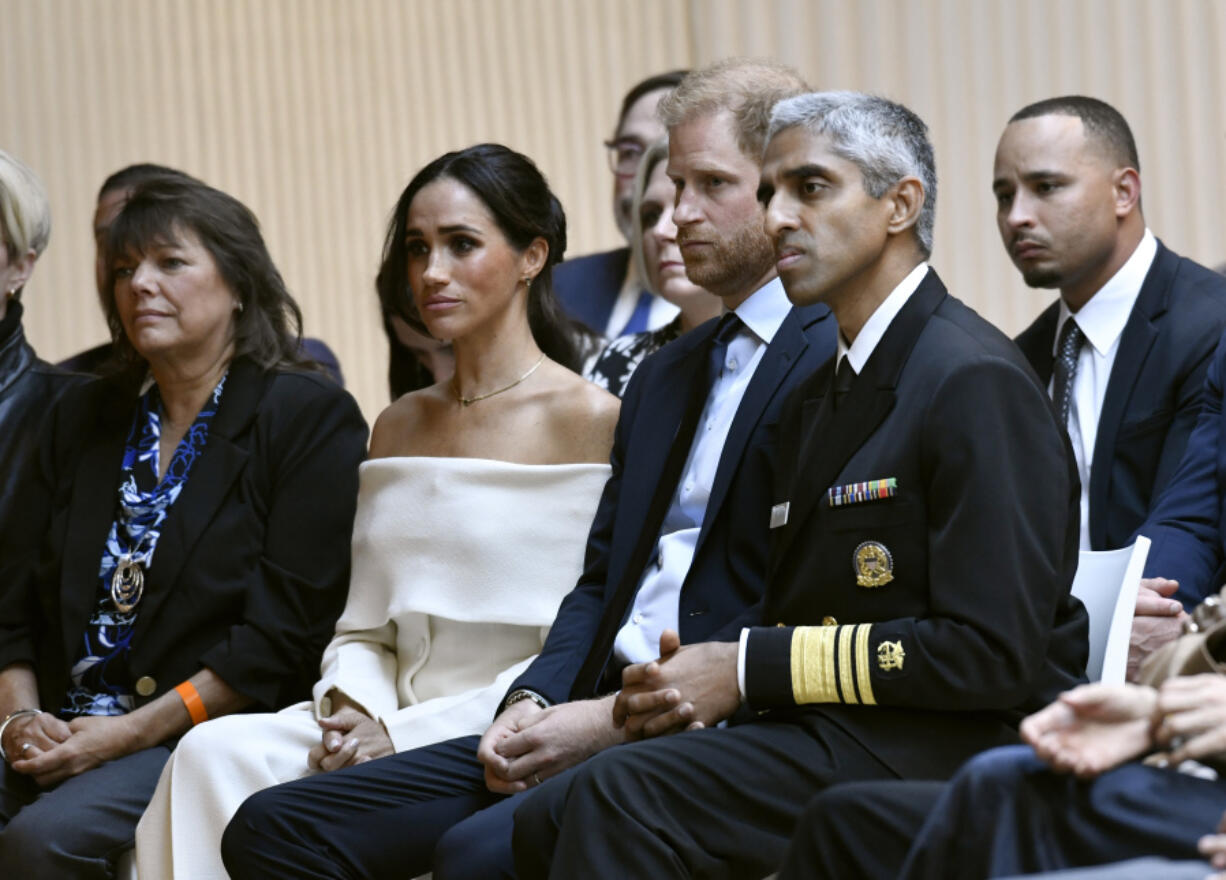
[133, 144, 620, 880]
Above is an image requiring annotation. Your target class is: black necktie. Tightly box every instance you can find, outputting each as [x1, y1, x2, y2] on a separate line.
[1051, 318, 1085, 426]
[833, 356, 857, 410]
[570, 312, 743, 699]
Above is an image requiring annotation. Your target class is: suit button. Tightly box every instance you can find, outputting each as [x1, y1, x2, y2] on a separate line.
[134, 676, 157, 697]
[776, 622, 786, 627]
[821, 616, 838, 627]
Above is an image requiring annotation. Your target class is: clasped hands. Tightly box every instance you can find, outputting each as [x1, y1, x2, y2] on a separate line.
[4, 711, 139, 787]
[475, 630, 740, 795]
[308, 692, 394, 772]
[1021, 674, 1226, 778]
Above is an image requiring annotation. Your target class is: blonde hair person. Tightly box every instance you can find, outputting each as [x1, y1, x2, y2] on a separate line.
[0, 148, 81, 514]
[585, 137, 723, 397]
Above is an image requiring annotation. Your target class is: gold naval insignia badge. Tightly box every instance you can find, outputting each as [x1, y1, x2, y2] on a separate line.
[877, 640, 905, 671]
[853, 541, 894, 588]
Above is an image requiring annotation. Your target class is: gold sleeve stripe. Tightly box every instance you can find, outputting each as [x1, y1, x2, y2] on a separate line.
[855, 623, 876, 705]
[790, 626, 838, 704]
[837, 624, 857, 705]
[790, 624, 878, 706]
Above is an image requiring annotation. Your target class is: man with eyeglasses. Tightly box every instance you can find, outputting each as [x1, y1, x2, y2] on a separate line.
[554, 70, 688, 337]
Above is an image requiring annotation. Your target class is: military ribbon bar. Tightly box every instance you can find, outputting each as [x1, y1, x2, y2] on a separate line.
[827, 477, 898, 508]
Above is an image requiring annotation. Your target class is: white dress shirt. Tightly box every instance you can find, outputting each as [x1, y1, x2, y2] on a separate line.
[736, 262, 930, 697]
[1052, 228, 1156, 550]
[612, 276, 792, 666]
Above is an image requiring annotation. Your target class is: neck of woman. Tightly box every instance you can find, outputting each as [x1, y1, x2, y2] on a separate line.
[149, 347, 233, 429]
[449, 313, 544, 401]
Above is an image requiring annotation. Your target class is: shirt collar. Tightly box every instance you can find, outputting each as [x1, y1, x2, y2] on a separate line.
[730, 275, 790, 345]
[837, 262, 929, 373]
[1053, 228, 1157, 358]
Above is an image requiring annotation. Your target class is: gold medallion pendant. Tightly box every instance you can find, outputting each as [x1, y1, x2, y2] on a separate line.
[853, 541, 894, 588]
[111, 555, 144, 612]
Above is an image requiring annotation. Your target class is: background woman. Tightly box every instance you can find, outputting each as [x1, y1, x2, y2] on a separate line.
[137, 143, 619, 880]
[0, 149, 83, 506]
[0, 176, 368, 878]
[586, 137, 723, 396]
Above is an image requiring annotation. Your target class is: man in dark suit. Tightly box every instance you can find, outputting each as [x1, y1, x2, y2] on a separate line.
[510, 90, 1089, 880]
[998, 97, 1226, 669]
[220, 59, 827, 880]
[553, 70, 686, 337]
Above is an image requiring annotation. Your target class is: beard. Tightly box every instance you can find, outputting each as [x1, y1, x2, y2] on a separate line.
[681, 216, 775, 299]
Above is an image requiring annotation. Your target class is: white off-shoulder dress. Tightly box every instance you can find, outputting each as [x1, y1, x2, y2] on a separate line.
[132, 456, 610, 880]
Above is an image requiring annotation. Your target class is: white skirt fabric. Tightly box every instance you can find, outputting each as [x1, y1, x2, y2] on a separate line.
[132, 456, 610, 879]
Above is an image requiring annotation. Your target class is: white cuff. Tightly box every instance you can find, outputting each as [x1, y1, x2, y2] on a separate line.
[737, 627, 750, 701]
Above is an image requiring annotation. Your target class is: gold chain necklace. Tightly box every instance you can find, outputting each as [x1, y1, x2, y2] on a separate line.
[452, 353, 546, 407]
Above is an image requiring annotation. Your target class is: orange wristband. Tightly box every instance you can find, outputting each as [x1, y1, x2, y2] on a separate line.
[174, 682, 209, 726]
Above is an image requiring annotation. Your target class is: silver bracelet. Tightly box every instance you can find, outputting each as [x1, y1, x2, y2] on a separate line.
[0, 709, 40, 763]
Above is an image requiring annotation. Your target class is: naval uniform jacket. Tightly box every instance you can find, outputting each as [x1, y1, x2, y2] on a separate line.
[1015, 241, 1226, 551]
[0, 356, 368, 715]
[744, 270, 1090, 780]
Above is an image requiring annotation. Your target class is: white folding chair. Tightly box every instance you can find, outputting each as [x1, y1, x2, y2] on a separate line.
[1069, 536, 1151, 684]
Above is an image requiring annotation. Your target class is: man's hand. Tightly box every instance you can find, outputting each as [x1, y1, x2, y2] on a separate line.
[612, 630, 740, 740]
[307, 706, 395, 772]
[476, 699, 544, 794]
[1020, 682, 1158, 778]
[1154, 674, 1226, 764]
[1128, 578, 1187, 682]
[478, 696, 622, 795]
[10, 714, 138, 787]
[1199, 808, 1226, 877]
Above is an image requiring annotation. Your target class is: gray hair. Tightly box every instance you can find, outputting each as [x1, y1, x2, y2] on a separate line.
[0, 149, 51, 267]
[768, 91, 936, 255]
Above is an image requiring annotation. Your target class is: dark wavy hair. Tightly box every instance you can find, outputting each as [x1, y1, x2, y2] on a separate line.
[103, 177, 307, 373]
[376, 143, 592, 372]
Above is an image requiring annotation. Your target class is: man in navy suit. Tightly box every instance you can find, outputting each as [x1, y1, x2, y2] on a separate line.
[220, 58, 826, 880]
[998, 97, 1226, 672]
[553, 70, 687, 337]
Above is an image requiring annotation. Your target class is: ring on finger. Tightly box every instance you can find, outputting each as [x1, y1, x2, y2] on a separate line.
[533, 771, 542, 786]
[20, 742, 31, 754]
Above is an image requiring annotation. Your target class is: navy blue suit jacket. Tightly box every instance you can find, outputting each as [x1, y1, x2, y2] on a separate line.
[1015, 242, 1226, 551]
[507, 302, 836, 706]
[1138, 331, 1226, 605]
[554, 247, 636, 335]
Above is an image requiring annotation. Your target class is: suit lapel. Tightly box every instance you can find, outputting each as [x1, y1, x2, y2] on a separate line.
[1088, 242, 1171, 548]
[775, 271, 946, 561]
[694, 308, 813, 553]
[59, 385, 134, 663]
[128, 360, 263, 639]
[1016, 303, 1060, 386]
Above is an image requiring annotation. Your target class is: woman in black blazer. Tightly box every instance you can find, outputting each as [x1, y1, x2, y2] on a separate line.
[0, 177, 367, 878]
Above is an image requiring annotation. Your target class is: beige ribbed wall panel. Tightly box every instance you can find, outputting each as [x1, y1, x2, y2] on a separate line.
[3, 0, 1225, 425]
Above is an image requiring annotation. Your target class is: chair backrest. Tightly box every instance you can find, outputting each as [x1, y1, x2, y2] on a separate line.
[1069, 536, 1150, 683]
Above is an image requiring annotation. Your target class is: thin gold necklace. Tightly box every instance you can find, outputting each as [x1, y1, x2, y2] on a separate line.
[452, 353, 546, 407]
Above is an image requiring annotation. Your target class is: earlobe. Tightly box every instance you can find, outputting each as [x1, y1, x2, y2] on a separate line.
[522, 237, 549, 278]
[886, 178, 924, 236]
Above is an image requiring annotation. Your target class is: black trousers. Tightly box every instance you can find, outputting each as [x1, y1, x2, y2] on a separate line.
[0, 745, 169, 880]
[511, 715, 898, 879]
[221, 734, 511, 879]
[778, 779, 945, 879]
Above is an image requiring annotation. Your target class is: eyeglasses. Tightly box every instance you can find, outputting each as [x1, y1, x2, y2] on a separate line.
[604, 138, 646, 177]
